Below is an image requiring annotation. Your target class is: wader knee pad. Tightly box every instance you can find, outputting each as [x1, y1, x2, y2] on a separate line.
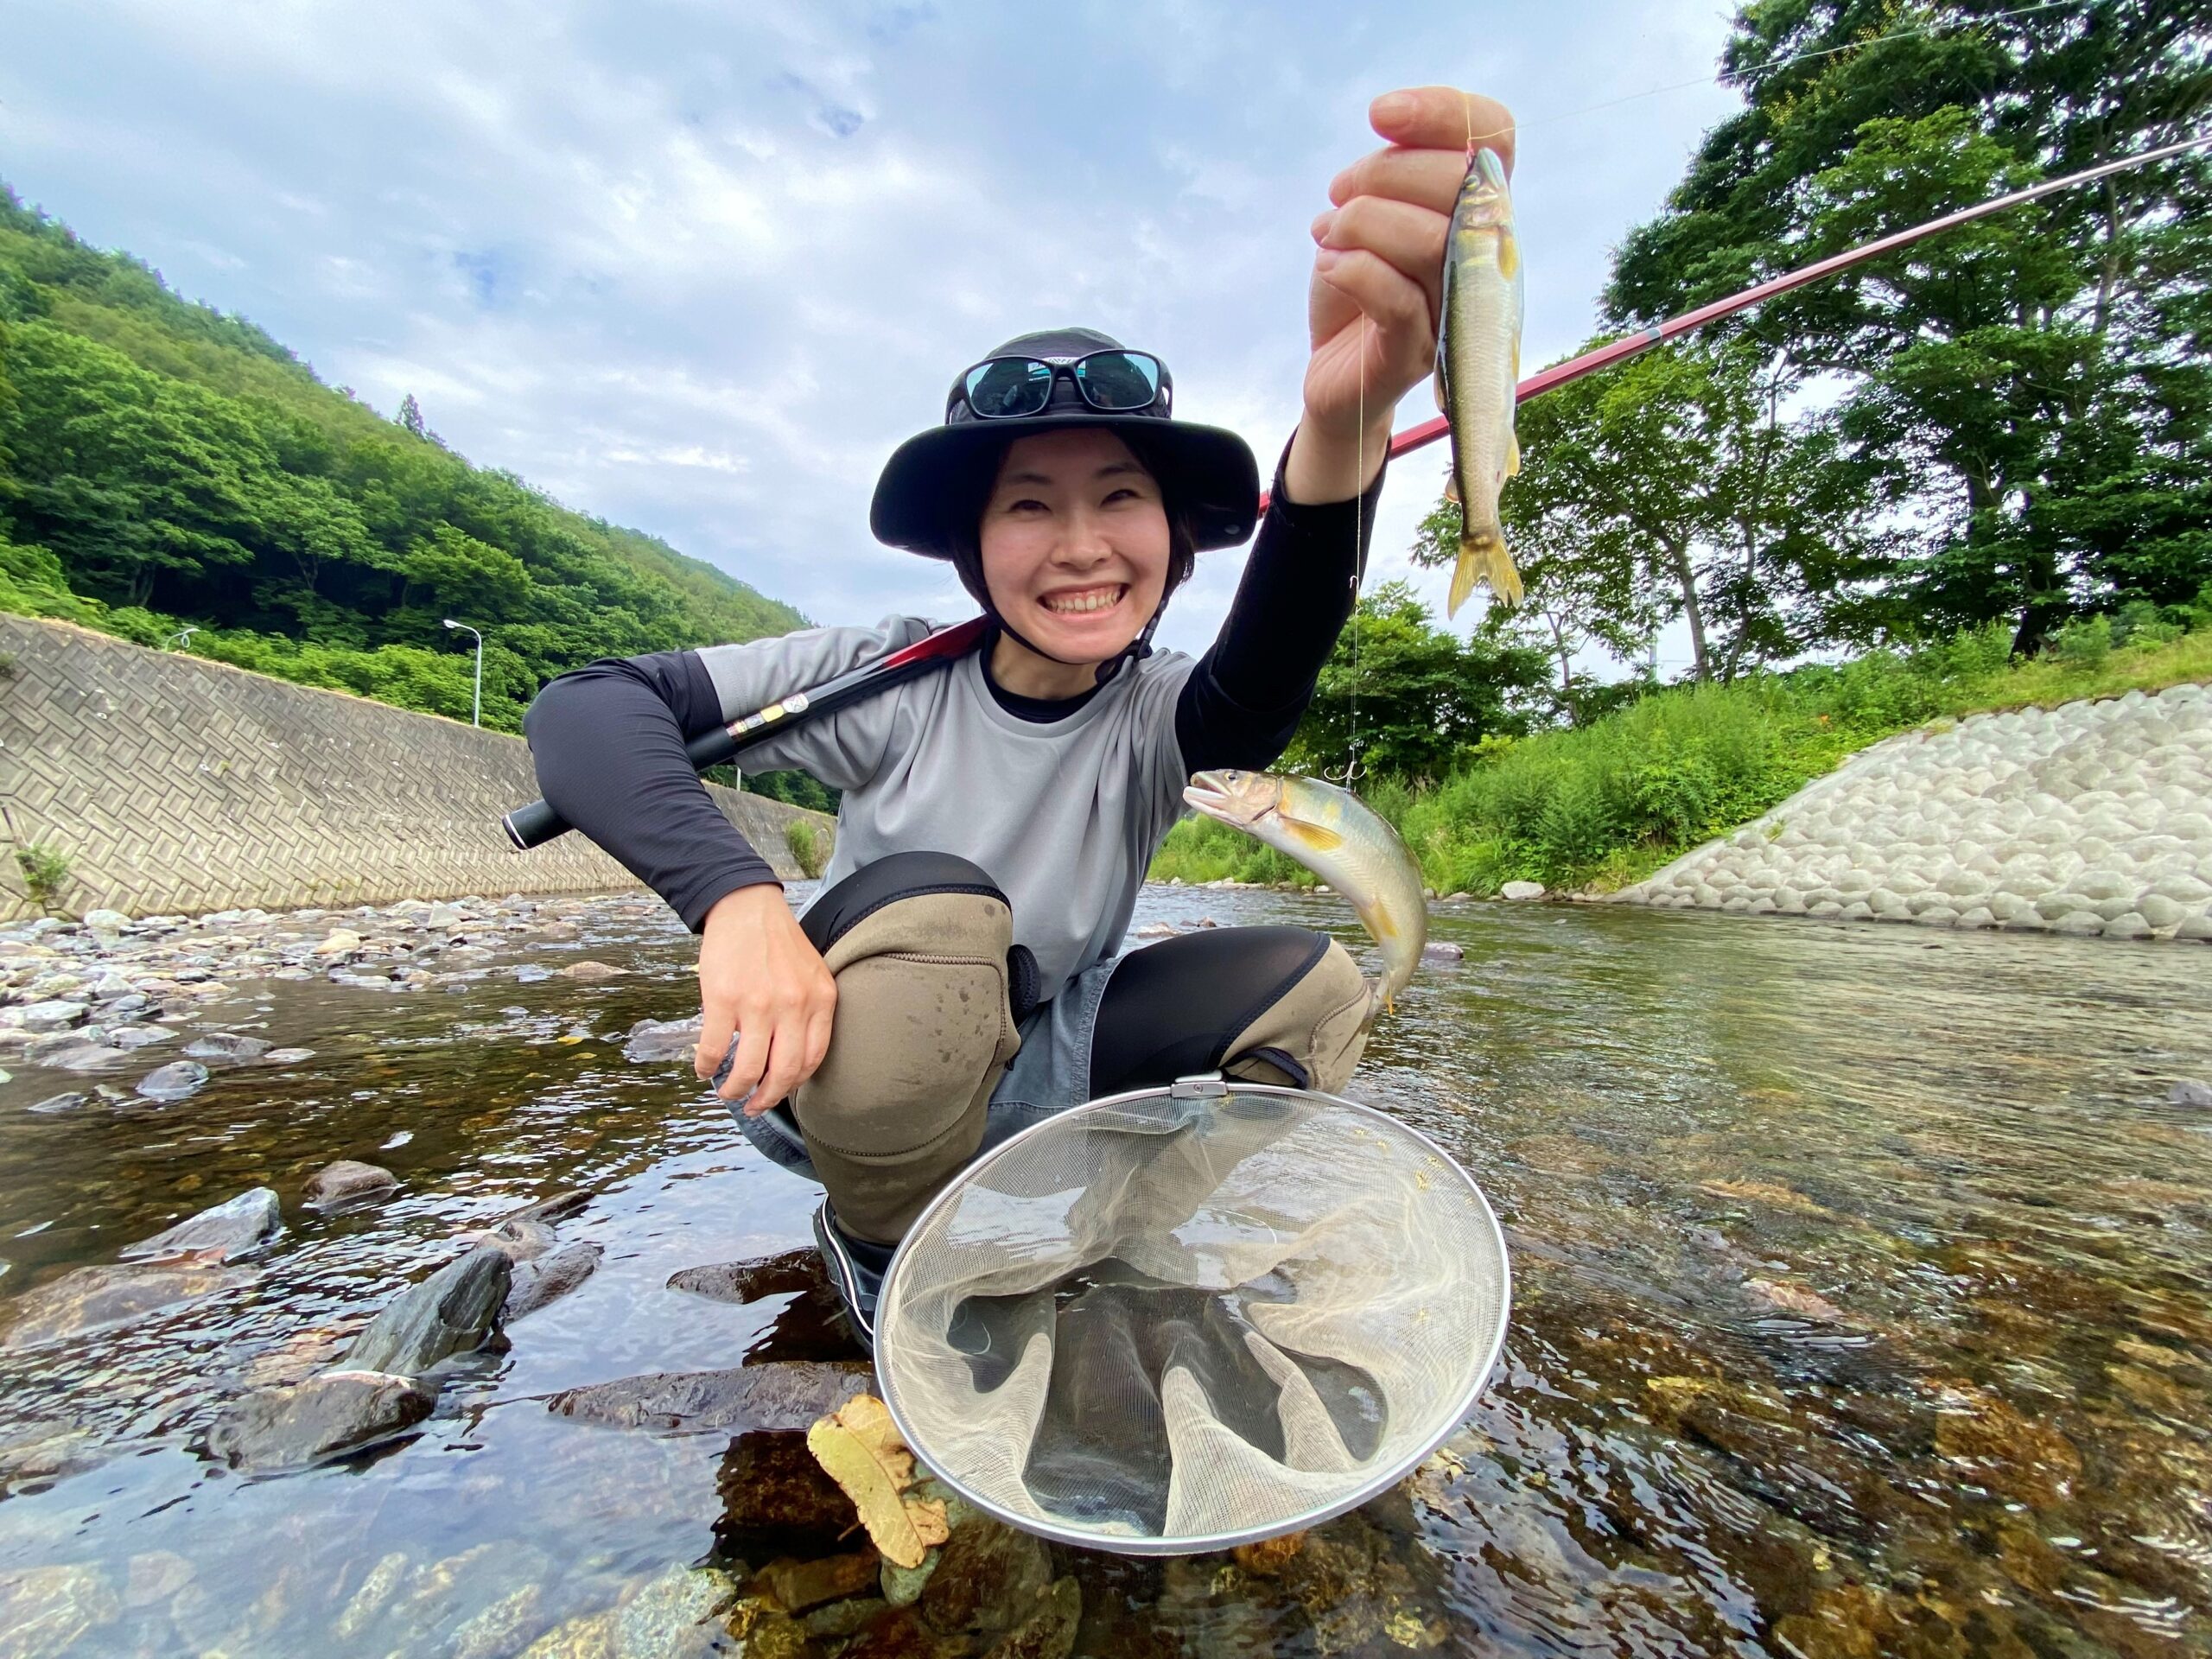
[794, 884, 1023, 1243]
[1222, 937, 1372, 1093]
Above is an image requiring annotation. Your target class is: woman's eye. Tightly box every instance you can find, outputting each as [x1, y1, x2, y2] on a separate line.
[1002, 498, 1048, 514]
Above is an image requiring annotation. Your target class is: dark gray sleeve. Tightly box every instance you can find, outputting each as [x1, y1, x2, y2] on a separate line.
[1175, 441, 1384, 772]
[523, 652, 779, 932]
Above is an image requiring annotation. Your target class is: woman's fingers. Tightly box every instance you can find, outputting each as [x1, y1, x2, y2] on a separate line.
[1370, 87, 1516, 169]
[1316, 194, 1446, 333]
[1328, 145, 1475, 216]
[719, 1013, 772, 1105]
[1316, 248, 1436, 361]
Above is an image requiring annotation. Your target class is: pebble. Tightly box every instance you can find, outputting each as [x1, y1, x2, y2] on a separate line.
[2170, 1078, 2212, 1109]
[304, 1160, 400, 1210]
[183, 1032, 271, 1061]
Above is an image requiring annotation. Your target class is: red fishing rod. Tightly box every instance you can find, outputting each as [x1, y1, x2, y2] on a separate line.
[508, 134, 2205, 849]
[1259, 130, 2212, 512]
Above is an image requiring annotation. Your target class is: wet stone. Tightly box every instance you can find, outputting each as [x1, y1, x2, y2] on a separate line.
[205, 1369, 437, 1473]
[611, 1562, 744, 1658]
[550, 1358, 873, 1433]
[2170, 1077, 2212, 1108]
[0, 1563, 121, 1657]
[716, 1430, 862, 1554]
[625, 1015, 702, 1063]
[341, 1245, 511, 1376]
[26, 1092, 87, 1115]
[1421, 941, 1465, 963]
[758, 1551, 882, 1614]
[135, 1059, 209, 1101]
[505, 1242, 604, 1322]
[474, 1216, 557, 1260]
[106, 1024, 177, 1049]
[303, 1158, 397, 1209]
[262, 1046, 316, 1064]
[121, 1185, 282, 1262]
[0, 1260, 257, 1351]
[182, 1031, 270, 1061]
[668, 1248, 826, 1304]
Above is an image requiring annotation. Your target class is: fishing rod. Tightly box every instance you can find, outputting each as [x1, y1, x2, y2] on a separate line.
[506, 133, 2207, 849]
[1266, 130, 2212, 508]
[501, 616, 987, 849]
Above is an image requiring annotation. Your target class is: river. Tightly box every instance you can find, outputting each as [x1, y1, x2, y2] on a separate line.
[1, 887, 2209, 1656]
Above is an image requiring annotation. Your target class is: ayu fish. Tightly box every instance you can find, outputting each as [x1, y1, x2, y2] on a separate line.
[1438, 144, 1524, 615]
[1182, 771, 1427, 1014]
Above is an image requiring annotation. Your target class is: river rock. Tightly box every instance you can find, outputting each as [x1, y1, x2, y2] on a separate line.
[81, 907, 130, 932]
[1133, 923, 1179, 939]
[135, 1059, 209, 1101]
[1500, 880, 1546, 900]
[122, 1186, 283, 1262]
[667, 1249, 825, 1304]
[303, 1159, 397, 1209]
[624, 1016, 702, 1064]
[757, 1551, 881, 1614]
[504, 1243, 604, 1322]
[15, 1000, 88, 1033]
[715, 1429, 861, 1554]
[1421, 941, 1465, 963]
[182, 1032, 271, 1062]
[0, 1260, 257, 1351]
[472, 1217, 556, 1260]
[27, 1092, 87, 1115]
[313, 929, 363, 957]
[2170, 1077, 2212, 1109]
[263, 1046, 316, 1064]
[205, 1370, 437, 1473]
[508, 1187, 593, 1225]
[106, 1024, 176, 1050]
[0, 1563, 121, 1656]
[610, 1563, 744, 1658]
[557, 959, 628, 982]
[340, 1246, 511, 1376]
[549, 1359, 873, 1433]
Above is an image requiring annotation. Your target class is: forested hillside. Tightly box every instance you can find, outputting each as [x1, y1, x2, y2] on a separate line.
[0, 186, 804, 734]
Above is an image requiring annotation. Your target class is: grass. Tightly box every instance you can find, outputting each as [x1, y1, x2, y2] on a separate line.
[785, 819, 830, 880]
[1150, 610, 2212, 897]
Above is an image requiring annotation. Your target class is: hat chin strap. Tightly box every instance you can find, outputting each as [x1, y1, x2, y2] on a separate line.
[988, 601, 1166, 689]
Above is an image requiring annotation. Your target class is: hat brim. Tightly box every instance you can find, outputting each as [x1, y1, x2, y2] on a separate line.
[870, 411, 1260, 556]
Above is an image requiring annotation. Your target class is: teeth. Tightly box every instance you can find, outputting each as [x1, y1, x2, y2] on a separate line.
[1042, 588, 1122, 614]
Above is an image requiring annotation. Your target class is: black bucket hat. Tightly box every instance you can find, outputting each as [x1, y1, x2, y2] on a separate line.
[869, 327, 1260, 556]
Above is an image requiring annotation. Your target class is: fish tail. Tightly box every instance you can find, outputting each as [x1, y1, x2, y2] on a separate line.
[1450, 524, 1522, 613]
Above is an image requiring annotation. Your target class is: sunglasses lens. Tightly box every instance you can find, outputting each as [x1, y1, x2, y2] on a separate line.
[1077, 352, 1162, 410]
[964, 359, 1053, 418]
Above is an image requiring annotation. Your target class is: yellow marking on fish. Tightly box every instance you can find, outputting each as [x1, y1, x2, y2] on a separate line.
[1496, 230, 1520, 282]
[1283, 818, 1345, 853]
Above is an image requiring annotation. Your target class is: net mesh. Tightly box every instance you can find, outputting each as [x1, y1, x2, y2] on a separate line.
[877, 1084, 1510, 1550]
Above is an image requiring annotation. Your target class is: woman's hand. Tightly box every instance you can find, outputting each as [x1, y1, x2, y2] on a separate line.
[1284, 86, 1516, 505]
[694, 884, 837, 1118]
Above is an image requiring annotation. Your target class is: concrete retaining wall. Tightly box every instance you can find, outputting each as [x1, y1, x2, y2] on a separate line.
[1611, 681, 2212, 942]
[0, 614, 829, 921]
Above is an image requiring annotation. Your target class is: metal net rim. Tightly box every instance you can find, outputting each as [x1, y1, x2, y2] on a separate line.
[875, 1078, 1513, 1555]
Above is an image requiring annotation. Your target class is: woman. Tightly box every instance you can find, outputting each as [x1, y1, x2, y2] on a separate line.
[526, 87, 1511, 1348]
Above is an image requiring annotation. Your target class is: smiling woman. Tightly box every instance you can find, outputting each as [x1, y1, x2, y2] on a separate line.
[522, 86, 1516, 1346]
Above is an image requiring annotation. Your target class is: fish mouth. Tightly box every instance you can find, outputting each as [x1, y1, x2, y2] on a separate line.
[1183, 769, 1261, 824]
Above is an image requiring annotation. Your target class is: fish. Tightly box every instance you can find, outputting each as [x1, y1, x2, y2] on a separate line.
[1181, 771, 1427, 1015]
[1437, 144, 1524, 615]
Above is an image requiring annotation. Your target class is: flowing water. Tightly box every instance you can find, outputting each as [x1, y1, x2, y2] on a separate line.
[2, 888, 2209, 1656]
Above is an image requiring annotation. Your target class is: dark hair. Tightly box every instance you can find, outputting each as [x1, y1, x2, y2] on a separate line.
[935, 427, 1198, 615]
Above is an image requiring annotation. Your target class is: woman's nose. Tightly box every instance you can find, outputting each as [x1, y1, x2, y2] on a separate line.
[1055, 512, 1115, 567]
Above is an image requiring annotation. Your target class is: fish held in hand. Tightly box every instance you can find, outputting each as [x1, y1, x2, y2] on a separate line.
[1182, 770, 1427, 1013]
[1438, 144, 1523, 615]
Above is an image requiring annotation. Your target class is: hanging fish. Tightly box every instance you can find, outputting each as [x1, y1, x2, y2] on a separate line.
[1183, 770, 1427, 1015]
[1438, 145, 1523, 614]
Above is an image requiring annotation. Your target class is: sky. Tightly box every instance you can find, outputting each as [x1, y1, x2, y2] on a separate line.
[1, 0, 1745, 667]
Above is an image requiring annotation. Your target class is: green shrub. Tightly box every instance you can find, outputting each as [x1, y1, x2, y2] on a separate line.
[2048, 613, 2112, 668]
[785, 818, 829, 880]
[12, 842, 71, 911]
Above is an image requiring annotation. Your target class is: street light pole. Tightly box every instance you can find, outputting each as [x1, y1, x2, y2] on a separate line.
[442, 619, 484, 727]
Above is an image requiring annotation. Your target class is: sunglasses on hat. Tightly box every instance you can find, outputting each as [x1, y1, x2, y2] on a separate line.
[950, 350, 1170, 422]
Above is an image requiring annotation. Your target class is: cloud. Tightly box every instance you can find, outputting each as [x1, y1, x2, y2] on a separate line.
[0, 0, 1744, 647]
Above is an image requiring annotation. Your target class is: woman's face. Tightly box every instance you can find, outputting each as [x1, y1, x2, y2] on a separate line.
[978, 428, 1171, 668]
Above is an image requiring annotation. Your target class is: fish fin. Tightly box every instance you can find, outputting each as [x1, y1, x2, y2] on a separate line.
[1443, 472, 1459, 505]
[1284, 818, 1346, 854]
[1507, 430, 1522, 478]
[1487, 531, 1524, 607]
[1447, 548, 1478, 618]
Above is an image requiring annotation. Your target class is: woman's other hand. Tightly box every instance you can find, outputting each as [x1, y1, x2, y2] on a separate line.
[694, 884, 836, 1118]
[1284, 86, 1516, 505]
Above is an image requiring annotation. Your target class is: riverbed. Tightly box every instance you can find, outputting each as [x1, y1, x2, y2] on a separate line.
[2, 888, 2209, 1656]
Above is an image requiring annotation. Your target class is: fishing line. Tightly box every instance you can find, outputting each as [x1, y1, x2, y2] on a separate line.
[1457, 0, 2078, 148]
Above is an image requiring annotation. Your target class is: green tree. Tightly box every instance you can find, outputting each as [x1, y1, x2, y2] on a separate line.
[1287, 582, 1548, 782]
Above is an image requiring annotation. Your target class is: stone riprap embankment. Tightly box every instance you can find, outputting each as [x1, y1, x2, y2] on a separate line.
[1611, 682, 2212, 942]
[0, 613, 827, 922]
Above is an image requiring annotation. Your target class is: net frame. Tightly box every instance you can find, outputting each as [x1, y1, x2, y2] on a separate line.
[876, 1077, 1512, 1555]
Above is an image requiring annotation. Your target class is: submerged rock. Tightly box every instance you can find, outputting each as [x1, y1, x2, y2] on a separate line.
[0, 1260, 256, 1351]
[206, 1370, 436, 1473]
[504, 1243, 603, 1322]
[757, 1552, 880, 1614]
[48, 1044, 132, 1073]
[2170, 1077, 2212, 1109]
[106, 1024, 178, 1050]
[508, 1187, 592, 1225]
[341, 1246, 511, 1376]
[303, 1159, 397, 1210]
[183, 1032, 271, 1062]
[558, 959, 628, 982]
[136, 1059, 210, 1101]
[1421, 941, 1465, 963]
[26, 1092, 88, 1115]
[624, 1016, 702, 1064]
[262, 1046, 316, 1065]
[550, 1359, 872, 1433]
[715, 1429, 861, 1554]
[122, 1186, 282, 1262]
[667, 1249, 825, 1305]
[472, 1217, 556, 1261]
[0, 1563, 121, 1655]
